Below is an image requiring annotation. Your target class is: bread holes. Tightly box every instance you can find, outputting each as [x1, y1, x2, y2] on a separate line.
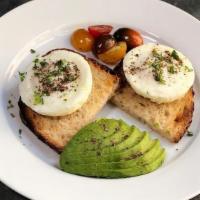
[175, 115, 181, 123]
[139, 102, 145, 107]
[174, 109, 183, 122]
[165, 111, 169, 117]
[61, 135, 66, 140]
[134, 105, 138, 109]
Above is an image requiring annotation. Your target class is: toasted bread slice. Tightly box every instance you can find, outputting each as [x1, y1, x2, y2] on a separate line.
[111, 65, 194, 143]
[19, 49, 119, 152]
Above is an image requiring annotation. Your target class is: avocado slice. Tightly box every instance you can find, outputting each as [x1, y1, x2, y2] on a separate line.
[60, 119, 166, 178]
[61, 122, 144, 163]
[62, 147, 165, 178]
[64, 119, 142, 155]
[66, 119, 129, 152]
[96, 149, 166, 178]
[101, 149, 165, 178]
[63, 131, 150, 164]
[68, 118, 122, 148]
[61, 139, 161, 173]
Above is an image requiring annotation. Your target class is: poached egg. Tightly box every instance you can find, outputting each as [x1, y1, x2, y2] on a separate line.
[19, 49, 92, 116]
[123, 43, 194, 103]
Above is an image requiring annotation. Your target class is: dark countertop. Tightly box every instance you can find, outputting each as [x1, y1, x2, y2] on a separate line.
[0, 0, 200, 199]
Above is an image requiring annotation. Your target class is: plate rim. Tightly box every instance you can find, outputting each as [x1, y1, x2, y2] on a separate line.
[0, 0, 200, 200]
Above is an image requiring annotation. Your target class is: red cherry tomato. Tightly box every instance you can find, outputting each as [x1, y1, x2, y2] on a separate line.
[88, 25, 113, 38]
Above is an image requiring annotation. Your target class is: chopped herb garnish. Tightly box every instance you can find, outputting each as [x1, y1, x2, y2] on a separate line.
[18, 129, 22, 139]
[168, 65, 177, 74]
[154, 69, 165, 84]
[184, 65, 193, 72]
[40, 60, 48, 67]
[32, 58, 80, 96]
[63, 98, 67, 101]
[30, 49, 36, 54]
[56, 59, 64, 67]
[33, 58, 39, 64]
[144, 47, 191, 85]
[49, 70, 60, 76]
[152, 49, 163, 60]
[33, 92, 44, 105]
[7, 99, 14, 109]
[151, 62, 160, 69]
[10, 113, 15, 118]
[46, 76, 53, 84]
[150, 49, 166, 84]
[186, 131, 193, 137]
[34, 72, 40, 76]
[7, 104, 14, 109]
[171, 50, 180, 61]
[66, 74, 77, 82]
[55, 60, 68, 72]
[151, 62, 165, 84]
[18, 72, 27, 82]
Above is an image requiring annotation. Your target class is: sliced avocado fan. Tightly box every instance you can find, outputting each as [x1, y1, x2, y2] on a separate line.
[60, 118, 166, 178]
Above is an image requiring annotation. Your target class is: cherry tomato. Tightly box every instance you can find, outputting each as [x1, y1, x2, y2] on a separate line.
[71, 29, 94, 52]
[93, 34, 116, 55]
[114, 28, 143, 49]
[98, 42, 127, 65]
[88, 25, 113, 38]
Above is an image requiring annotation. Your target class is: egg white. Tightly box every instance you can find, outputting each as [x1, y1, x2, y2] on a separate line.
[19, 50, 93, 116]
[123, 43, 194, 103]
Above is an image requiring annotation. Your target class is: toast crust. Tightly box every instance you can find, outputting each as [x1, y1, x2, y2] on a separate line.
[19, 49, 119, 152]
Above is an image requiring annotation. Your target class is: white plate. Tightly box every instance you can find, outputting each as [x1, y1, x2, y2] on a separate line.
[0, 0, 200, 200]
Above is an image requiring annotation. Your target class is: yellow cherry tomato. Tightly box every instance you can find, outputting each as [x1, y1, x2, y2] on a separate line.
[98, 42, 127, 65]
[71, 29, 94, 52]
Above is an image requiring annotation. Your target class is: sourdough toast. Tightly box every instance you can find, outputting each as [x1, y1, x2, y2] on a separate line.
[111, 63, 194, 142]
[19, 49, 119, 152]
